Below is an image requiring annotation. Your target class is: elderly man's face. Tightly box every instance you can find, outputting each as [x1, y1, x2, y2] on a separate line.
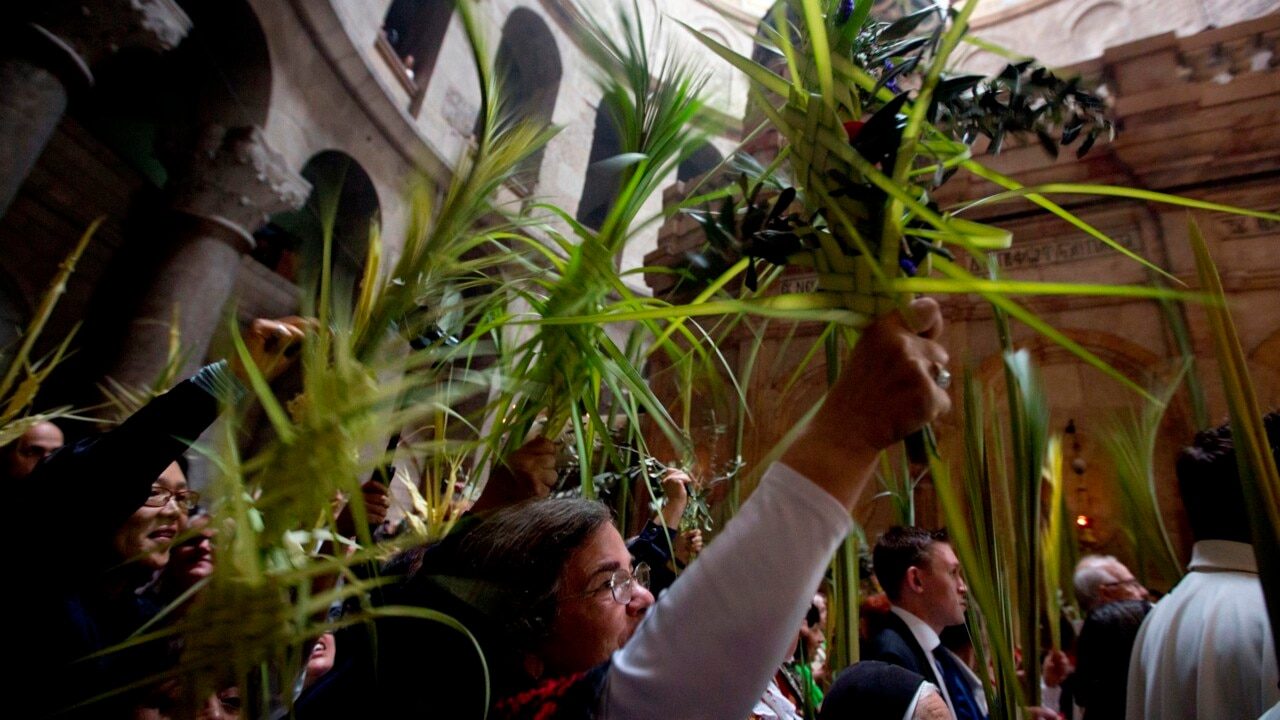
[1098, 561, 1147, 604]
[6, 421, 63, 479]
[535, 524, 654, 677]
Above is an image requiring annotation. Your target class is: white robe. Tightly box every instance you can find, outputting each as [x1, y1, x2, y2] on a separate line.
[1126, 540, 1280, 720]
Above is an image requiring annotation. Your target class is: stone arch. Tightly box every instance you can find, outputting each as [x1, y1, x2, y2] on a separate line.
[965, 328, 1195, 585]
[1066, 1, 1128, 59]
[1247, 327, 1280, 408]
[252, 151, 380, 303]
[82, 0, 273, 187]
[489, 7, 562, 194]
[678, 143, 726, 185]
[973, 328, 1162, 387]
[382, 0, 453, 91]
[577, 103, 623, 230]
[967, 327, 1188, 436]
[751, 4, 797, 69]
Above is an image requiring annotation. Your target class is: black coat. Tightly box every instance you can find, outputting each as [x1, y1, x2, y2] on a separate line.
[864, 609, 934, 679]
[22, 378, 220, 718]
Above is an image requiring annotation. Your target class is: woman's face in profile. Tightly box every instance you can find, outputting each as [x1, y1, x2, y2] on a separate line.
[535, 525, 655, 677]
[112, 462, 188, 571]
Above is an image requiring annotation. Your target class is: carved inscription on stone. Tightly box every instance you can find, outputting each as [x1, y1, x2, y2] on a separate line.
[780, 274, 820, 295]
[965, 230, 1145, 273]
[1212, 210, 1280, 240]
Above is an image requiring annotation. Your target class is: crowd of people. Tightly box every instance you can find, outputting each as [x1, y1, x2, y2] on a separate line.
[12, 301, 1279, 719]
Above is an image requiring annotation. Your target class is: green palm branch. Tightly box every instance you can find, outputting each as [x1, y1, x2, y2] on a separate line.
[931, 368, 1024, 720]
[1041, 435, 1065, 652]
[676, 0, 1275, 403]
[477, 1, 723, 494]
[1100, 368, 1187, 588]
[1187, 215, 1280, 657]
[0, 218, 98, 433]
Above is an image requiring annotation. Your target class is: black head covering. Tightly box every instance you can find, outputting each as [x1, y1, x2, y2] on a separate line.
[820, 660, 929, 720]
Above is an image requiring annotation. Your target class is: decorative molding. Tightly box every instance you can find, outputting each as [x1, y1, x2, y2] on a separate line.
[168, 125, 311, 249]
[33, 0, 192, 67]
[962, 227, 1145, 273]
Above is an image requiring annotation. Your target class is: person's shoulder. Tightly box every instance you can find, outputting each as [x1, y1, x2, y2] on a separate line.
[494, 663, 610, 720]
[865, 623, 922, 670]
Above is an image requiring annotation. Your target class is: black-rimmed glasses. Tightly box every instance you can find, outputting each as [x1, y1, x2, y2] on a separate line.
[143, 486, 201, 513]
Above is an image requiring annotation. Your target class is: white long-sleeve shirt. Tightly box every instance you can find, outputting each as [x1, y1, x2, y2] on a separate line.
[601, 462, 854, 719]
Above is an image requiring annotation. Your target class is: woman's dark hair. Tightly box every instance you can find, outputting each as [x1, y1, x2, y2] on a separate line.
[418, 497, 613, 649]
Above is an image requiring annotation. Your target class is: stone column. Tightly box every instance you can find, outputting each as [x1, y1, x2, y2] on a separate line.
[0, 1, 191, 219]
[106, 125, 310, 390]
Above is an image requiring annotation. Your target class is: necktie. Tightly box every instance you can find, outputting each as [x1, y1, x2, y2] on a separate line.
[933, 646, 986, 720]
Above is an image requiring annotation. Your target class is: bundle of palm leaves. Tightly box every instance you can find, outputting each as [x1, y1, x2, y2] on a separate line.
[670, 0, 1279, 709]
[19, 2, 1280, 716]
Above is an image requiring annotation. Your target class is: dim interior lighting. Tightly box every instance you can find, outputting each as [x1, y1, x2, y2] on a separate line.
[1076, 514, 1093, 528]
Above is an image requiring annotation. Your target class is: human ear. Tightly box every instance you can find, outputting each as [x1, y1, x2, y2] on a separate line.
[907, 566, 926, 594]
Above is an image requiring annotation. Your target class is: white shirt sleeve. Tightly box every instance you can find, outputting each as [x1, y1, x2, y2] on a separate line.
[600, 462, 854, 720]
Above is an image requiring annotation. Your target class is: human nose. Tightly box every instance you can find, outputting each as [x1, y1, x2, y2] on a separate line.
[157, 493, 183, 516]
[627, 584, 655, 614]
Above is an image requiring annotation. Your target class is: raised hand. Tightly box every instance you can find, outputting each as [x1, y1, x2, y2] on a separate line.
[230, 316, 313, 384]
[782, 298, 952, 509]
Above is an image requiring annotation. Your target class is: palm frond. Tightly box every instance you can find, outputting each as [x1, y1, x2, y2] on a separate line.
[1187, 215, 1280, 655]
[930, 369, 1023, 719]
[0, 217, 98, 417]
[1100, 368, 1187, 588]
[1041, 435, 1065, 652]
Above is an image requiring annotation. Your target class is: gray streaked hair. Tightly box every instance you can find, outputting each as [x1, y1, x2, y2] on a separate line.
[1073, 554, 1123, 611]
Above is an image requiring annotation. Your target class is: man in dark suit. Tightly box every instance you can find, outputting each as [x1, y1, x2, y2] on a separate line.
[866, 527, 987, 720]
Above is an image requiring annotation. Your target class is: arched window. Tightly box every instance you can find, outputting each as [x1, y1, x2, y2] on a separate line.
[577, 104, 622, 230]
[252, 151, 379, 303]
[678, 143, 726, 186]
[380, 0, 453, 114]
[487, 8, 562, 195]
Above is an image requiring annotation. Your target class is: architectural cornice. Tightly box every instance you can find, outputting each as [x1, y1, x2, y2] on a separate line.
[284, 0, 453, 184]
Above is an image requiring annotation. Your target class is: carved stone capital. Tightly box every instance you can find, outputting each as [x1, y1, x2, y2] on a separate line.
[168, 125, 311, 250]
[32, 0, 193, 70]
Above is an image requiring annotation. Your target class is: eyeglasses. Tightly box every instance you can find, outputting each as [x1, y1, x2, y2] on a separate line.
[1101, 578, 1144, 591]
[143, 486, 201, 513]
[580, 562, 650, 605]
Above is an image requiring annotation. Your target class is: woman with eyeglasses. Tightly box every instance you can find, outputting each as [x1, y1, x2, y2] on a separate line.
[19, 318, 306, 719]
[298, 299, 953, 720]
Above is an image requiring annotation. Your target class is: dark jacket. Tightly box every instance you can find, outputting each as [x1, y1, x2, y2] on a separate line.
[22, 378, 220, 718]
[863, 609, 933, 678]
